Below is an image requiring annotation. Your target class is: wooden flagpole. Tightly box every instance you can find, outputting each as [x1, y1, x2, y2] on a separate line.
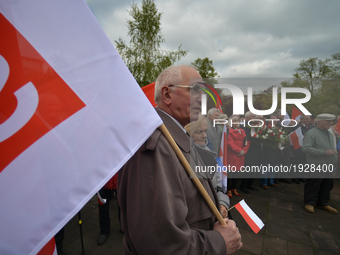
[158, 124, 226, 225]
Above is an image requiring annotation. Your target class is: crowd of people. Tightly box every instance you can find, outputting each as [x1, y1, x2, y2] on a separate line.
[202, 107, 340, 216]
[86, 64, 339, 255]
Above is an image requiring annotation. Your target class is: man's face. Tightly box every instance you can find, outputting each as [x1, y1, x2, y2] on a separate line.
[169, 67, 202, 126]
[256, 115, 264, 125]
[301, 116, 311, 125]
[246, 113, 255, 121]
[192, 121, 208, 145]
[208, 110, 220, 121]
[317, 120, 333, 130]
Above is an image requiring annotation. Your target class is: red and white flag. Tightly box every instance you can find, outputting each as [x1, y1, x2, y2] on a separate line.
[335, 117, 340, 133]
[235, 199, 264, 234]
[289, 127, 304, 150]
[216, 124, 228, 192]
[291, 106, 302, 121]
[0, 1, 162, 254]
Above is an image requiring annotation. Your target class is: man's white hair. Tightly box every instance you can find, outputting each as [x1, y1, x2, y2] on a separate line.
[245, 111, 253, 118]
[154, 65, 197, 102]
[208, 108, 219, 116]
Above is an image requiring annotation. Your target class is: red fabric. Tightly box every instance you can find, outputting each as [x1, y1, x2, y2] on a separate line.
[291, 106, 302, 120]
[141, 82, 157, 107]
[37, 238, 56, 255]
[227, 128, 250, 171]
[103, 173, 118, 190]
[335, 119, 340, 132]
[290, 131, 301, 150]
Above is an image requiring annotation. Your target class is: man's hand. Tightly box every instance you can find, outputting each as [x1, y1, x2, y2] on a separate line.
[239, 150, 245, 156]
[326, 150, 336, 156]
[220, 205, 228, 218]
[213, 218, 242, 255]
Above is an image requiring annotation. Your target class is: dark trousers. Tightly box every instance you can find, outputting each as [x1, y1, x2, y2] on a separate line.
[240, 178, 254, 189]
[99, 189, 113, 235]
[304, 179, 334, 206]
[227, 178, 238, 190]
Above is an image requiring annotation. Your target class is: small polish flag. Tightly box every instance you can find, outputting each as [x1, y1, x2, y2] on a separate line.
[289, 127, 303, 150]
[97, 192, 107, 206]
[234, 199, 264, 234]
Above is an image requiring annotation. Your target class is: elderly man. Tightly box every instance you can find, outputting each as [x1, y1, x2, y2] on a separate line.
[118, 65, 242, 255]
[302, 113, 338, 214]
[207, 108, 223, 155]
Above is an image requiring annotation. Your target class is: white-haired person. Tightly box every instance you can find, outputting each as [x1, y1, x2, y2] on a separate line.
[185, 115, 230, 218]
[207, 108, 222, 155]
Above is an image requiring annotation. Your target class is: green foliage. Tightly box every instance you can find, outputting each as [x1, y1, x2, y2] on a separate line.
[293, 57, 334, 96]
[281, 53, 340, 116]
[191, 57, 219, 79]
[115, 0, 188, 87]
[191, 58, 223, 112]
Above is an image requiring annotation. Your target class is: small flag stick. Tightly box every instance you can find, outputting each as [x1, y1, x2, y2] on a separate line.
[228, 205, 235, 211]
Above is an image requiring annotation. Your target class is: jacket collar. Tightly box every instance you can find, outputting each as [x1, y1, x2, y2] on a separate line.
[155, 108, 190, 153]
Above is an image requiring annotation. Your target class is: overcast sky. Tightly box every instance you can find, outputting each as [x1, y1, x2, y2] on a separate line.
[85, 0, 340, 91]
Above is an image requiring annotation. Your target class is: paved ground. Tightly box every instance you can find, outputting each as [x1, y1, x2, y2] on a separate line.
[62, 178, 340, 255]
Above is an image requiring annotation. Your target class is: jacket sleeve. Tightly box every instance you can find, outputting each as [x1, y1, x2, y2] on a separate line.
[118, 134, 226, 255]
[212, 172, 230, 209]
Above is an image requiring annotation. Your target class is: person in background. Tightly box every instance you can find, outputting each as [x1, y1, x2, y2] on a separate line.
[303, 114, 338, 214]
[185, 114, 230, 218]
[260, 115, 281, 189]
[207, 108, 223, 155]
[310, 115, 316, 128]
[291, 114, 311, 184]
[226, 116, 250, 197]
[240, 111, 260, 194]
[97, 174, 118, 246]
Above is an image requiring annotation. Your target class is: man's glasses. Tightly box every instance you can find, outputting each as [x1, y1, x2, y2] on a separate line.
[168, 83, 206, 96]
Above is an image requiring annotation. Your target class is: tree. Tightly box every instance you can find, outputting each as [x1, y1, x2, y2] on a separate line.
[191, 57, 219, 79]
[191, 58, 222, 112]
[281, 53, 340, 115]
[115, 0, 187, 86]
[293, 57, 333, 96]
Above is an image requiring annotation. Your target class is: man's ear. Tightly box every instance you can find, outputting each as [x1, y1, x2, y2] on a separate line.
[160, 86, 172, 106]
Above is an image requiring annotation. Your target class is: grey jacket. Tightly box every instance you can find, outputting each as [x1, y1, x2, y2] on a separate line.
[302, 126, 338, 166]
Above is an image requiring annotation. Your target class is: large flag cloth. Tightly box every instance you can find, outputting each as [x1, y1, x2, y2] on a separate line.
[0, 1, 162, 254]
[234, 199, 264, 234]
[216, 124, 228, 192]
[289, 127, 303, 150]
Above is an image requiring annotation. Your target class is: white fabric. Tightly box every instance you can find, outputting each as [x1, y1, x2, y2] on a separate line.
[289, 126, 303, 147]
[0, 1, 162, 254]
[238, 199, 264, 230]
